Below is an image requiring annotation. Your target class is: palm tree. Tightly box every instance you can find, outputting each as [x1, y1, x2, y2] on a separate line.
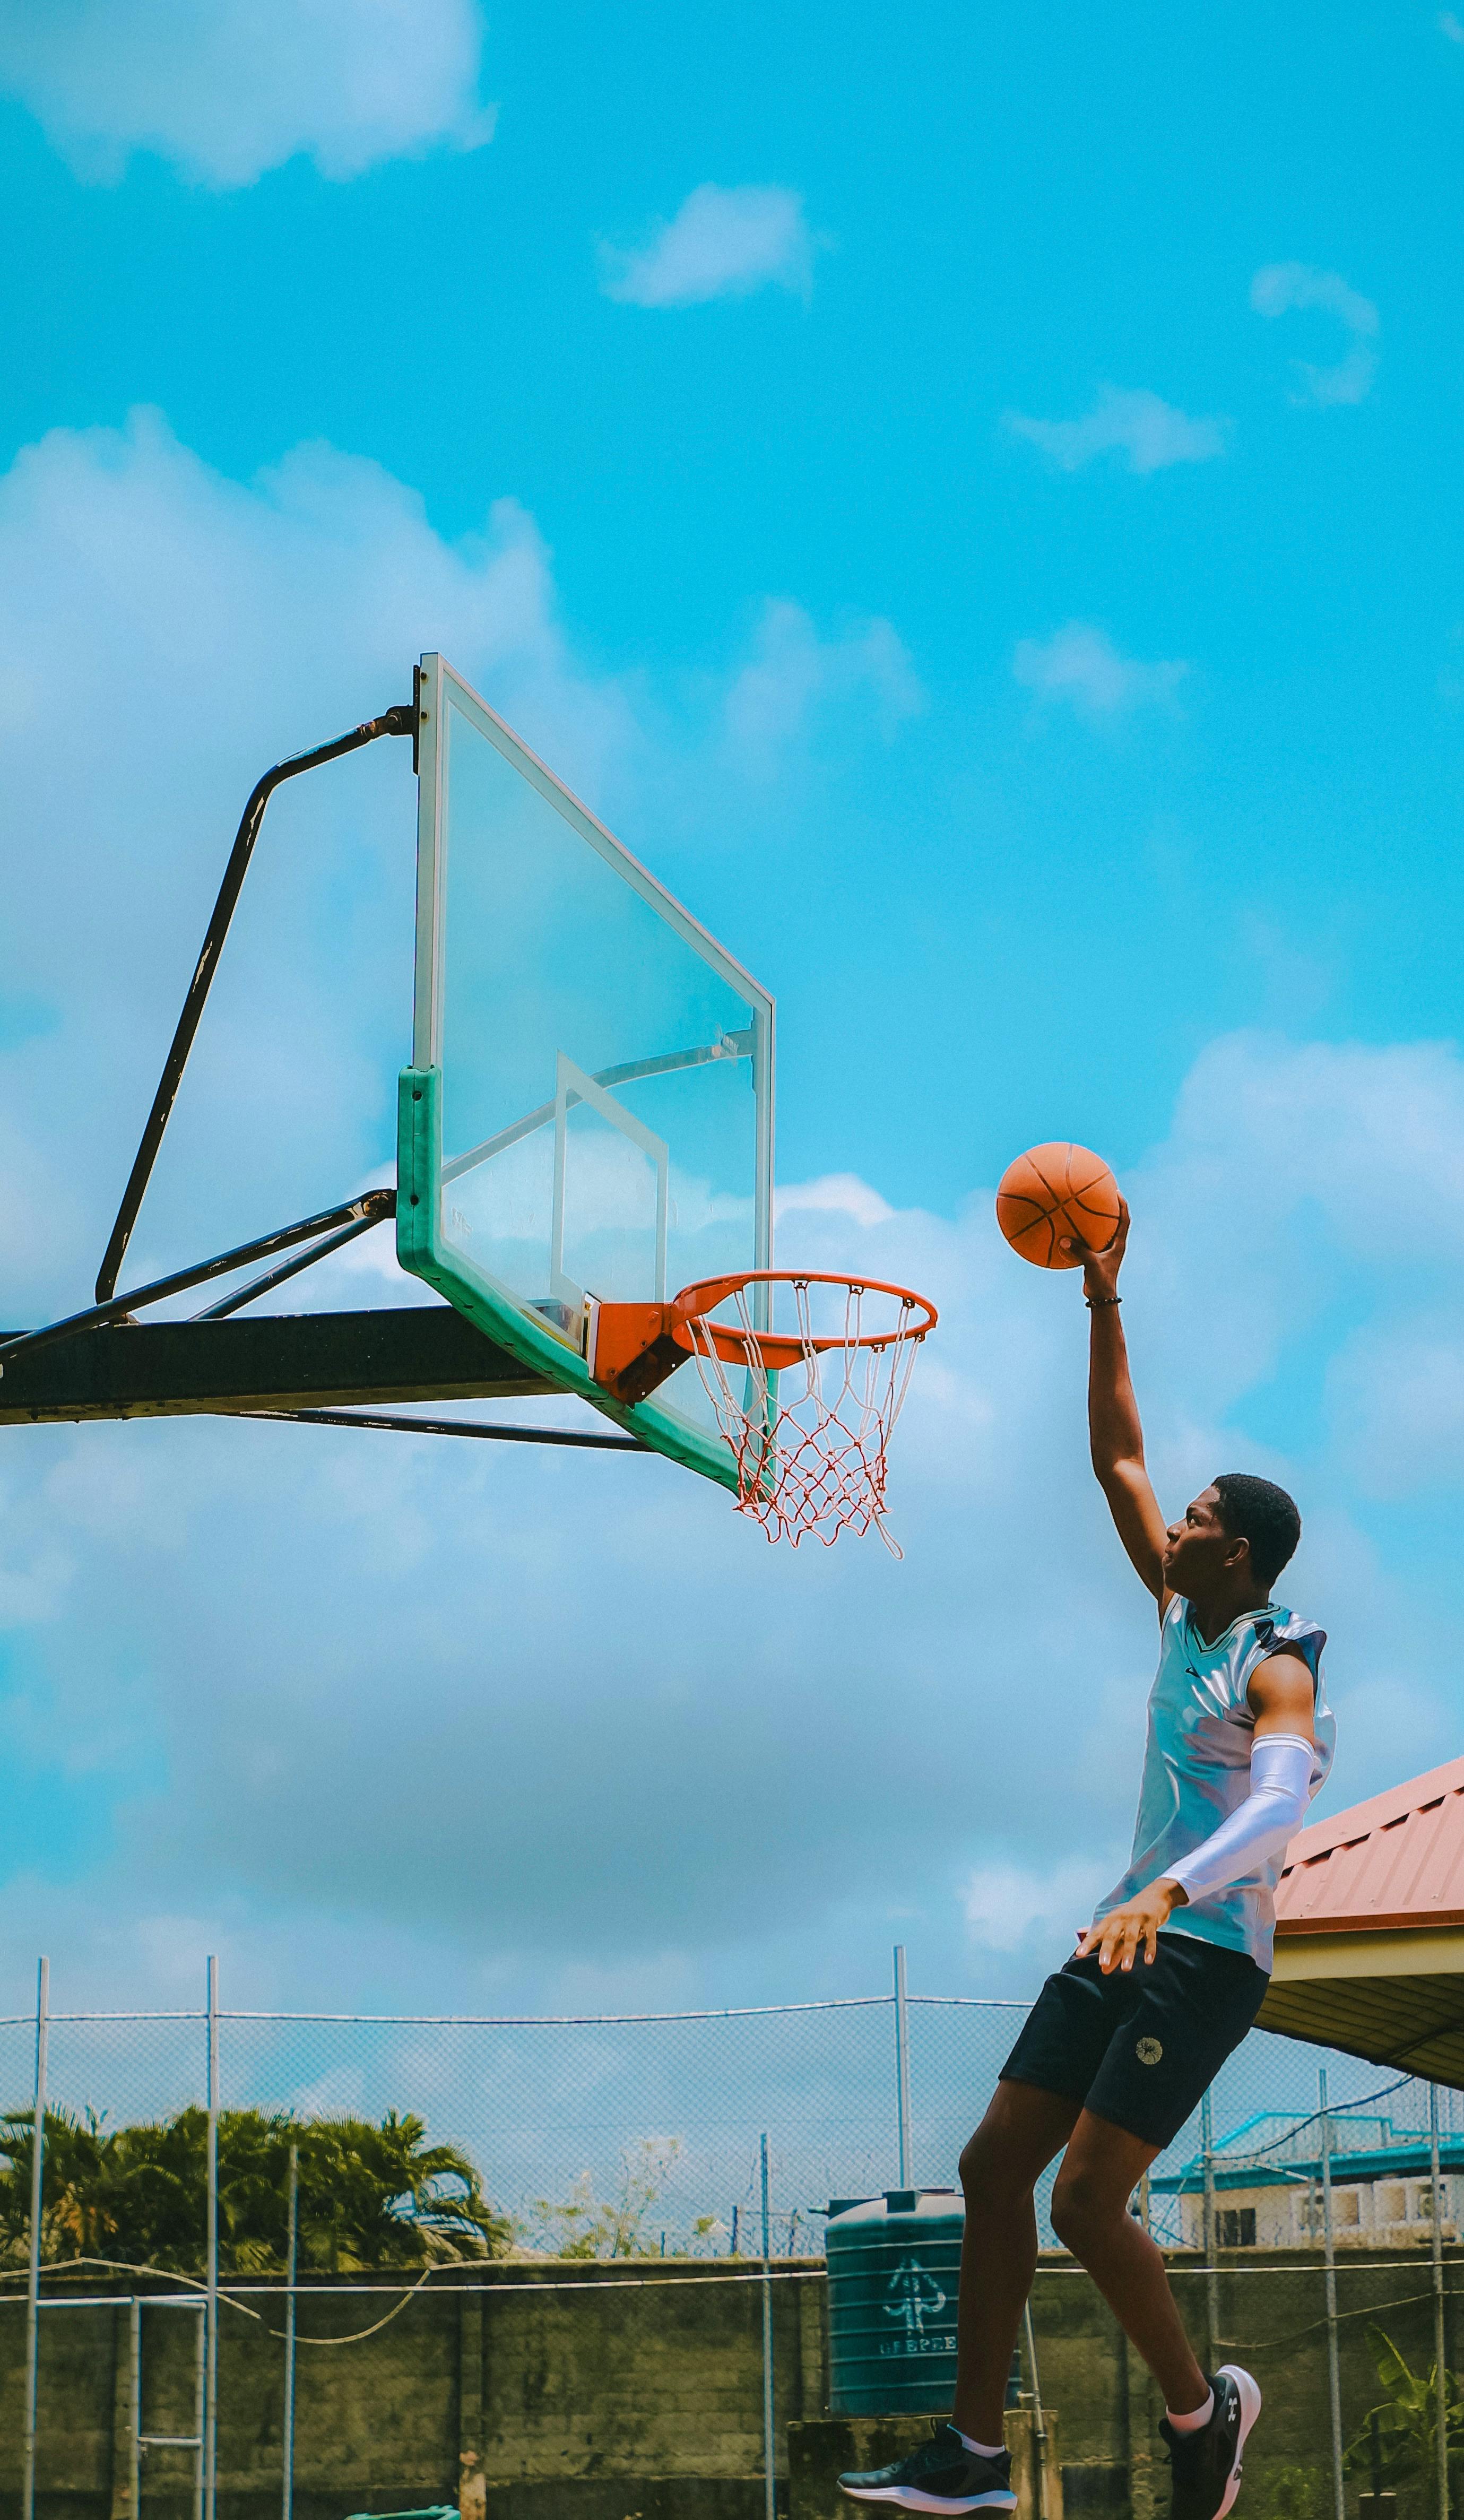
[0, 2103, 513, 2274]
[291, 2111, 513, 2271]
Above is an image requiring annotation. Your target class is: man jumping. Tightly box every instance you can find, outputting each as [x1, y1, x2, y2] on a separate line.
[842, 1201, 1334, 2520]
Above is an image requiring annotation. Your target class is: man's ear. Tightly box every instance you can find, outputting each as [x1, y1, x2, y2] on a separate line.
[1224, 1531, 1251, 1572]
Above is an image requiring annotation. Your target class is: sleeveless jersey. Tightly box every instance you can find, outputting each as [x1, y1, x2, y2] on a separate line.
[1092, 1596, 1335, 1972]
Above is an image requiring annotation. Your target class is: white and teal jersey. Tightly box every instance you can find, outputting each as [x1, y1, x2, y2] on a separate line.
[1093, 1596, 1335, 1972]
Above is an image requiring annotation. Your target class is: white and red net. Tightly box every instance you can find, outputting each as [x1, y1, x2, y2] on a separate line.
[679, 1275, 934, 1550]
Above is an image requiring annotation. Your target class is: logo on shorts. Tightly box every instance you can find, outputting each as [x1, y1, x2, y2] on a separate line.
[1135, 2036, 1164, 2066]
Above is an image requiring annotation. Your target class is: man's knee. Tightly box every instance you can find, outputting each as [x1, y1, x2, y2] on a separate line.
[961, 2082, 1079, 2204]
[959, 2117, 1036, 2203]
[958, 2128, 1000, 2194]
[1050, 2164, 1122, 2253]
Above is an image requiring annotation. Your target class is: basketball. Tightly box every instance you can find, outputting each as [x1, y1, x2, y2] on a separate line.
[995, 1142, 1122, 1270]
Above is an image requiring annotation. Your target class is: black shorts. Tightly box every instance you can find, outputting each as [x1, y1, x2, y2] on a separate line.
[999, 1933, 1269, 2150]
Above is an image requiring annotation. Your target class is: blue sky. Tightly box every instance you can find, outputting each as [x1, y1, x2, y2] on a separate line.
[1, 2, 1462, 2024]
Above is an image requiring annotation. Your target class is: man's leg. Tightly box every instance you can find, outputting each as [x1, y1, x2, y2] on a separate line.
[951, 2081, 1081, 2442]
[1049, 2107, 1207, 2411]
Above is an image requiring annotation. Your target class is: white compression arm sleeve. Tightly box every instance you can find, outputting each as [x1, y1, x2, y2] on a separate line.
[1166, 1734, 1315, 1904]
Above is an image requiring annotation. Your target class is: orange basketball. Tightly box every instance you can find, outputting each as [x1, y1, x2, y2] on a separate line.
[996, 1142, 1122, 1270]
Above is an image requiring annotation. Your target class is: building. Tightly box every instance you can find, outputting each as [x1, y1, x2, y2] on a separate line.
[1260, 1752, 1464, 2081]
[1149, 2108, 1464, 2250]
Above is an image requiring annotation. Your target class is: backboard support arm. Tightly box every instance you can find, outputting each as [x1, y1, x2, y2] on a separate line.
[241, 1407, 646, 1451]
[0, 1304, 553, 1427]
[189, 1206, 386, 1320]
[2, 1191, 395, 1368]
[94, 702, 417, 1306]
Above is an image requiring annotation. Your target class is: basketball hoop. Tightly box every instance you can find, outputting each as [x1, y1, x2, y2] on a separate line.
[590, 1271, 937, 1549]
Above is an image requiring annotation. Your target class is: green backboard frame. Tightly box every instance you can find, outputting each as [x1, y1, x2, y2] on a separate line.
[396, 654, 775, 1488]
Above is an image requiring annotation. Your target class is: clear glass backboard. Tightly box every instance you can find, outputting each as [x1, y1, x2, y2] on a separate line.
[397, 654, 774, 1488]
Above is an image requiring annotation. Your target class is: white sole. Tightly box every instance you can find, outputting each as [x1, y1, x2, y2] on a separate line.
[839, 2491, 1017, 2514]
[1215, 2364, 1263, 2519]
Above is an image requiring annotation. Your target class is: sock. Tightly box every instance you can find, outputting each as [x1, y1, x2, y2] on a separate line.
[955, 2430, 1005, 2460]
[1166, 2390, 1215, 2436]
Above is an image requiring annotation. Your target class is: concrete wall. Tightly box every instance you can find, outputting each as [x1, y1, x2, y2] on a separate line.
[1, 2246, 1456, 2520]
[1034, 2247, 1460, 2520]
[0, 2262, 825, 2520]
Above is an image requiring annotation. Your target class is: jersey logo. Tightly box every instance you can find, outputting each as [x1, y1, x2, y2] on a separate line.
[1135, 2036, 1163, 2066]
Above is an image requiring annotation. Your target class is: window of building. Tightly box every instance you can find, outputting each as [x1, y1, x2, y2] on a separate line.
[1335, 2189, 1361, 2226]
[1218, 2207, 1256, 2248]
[1379, 2185, 1407, 2223]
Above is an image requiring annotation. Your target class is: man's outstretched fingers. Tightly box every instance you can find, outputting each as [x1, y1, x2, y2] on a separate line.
[1065, 1197, 1131, 1269]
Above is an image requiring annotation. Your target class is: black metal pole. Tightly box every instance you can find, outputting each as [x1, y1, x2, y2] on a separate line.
[190, 1207, 385, 1320]
[1, 1191, 395, 1368]
[238, 1407, 647, 1451]
[94, 703, 414, 1305]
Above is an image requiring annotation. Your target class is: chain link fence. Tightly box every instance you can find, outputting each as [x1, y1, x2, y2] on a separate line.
[1, 1958, 1458, 2520]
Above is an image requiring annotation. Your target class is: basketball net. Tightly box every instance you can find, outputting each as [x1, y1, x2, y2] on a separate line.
[681, 1278, 928, 1551]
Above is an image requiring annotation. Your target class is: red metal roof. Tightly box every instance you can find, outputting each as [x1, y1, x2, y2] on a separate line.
[1276, 1752, 1464, 1935]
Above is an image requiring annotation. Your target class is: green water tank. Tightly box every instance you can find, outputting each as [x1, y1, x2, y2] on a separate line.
[825, 2187, 965, 2415]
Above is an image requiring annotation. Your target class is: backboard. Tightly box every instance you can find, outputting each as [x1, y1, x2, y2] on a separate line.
[397, 654, 774, 1488]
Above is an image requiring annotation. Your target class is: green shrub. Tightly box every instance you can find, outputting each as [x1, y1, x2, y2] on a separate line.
[1264, 2466, 1326, 2520]
[1342, 2325, 1464, 2492]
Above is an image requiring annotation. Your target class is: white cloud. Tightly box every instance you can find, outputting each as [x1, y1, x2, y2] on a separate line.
[0, 0, 493, 186]
[18, 1014, 1460, 2000]
[1012, 621, 1188, 719]
[1440, 10, 1464, 43]
[1004, 385, 1228, 475]
[8, 410, 1464, 2016]
[1123, 1033, 1464, 1435]
[962, 1856, 1119, 1957]
[0, 1010, 1452, 2009]
[1156, 1033, 1464, 1271]
[1250, 262, 1380, 408]
[776, 1176, 896, 1232]
[1330, 1314, 1464, 1497]
[722, 598, 923, 776]
[1125, 1030, 1464, 1536]
[0, 413, 917, 1358]
[598, 184, 825, 309]
[0, 408, 640, 1315]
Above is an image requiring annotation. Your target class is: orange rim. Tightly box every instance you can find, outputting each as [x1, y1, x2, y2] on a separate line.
[671, 1270, 938, 1371]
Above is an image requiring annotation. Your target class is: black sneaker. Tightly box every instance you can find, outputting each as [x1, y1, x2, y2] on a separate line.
[1160, 2367, 1262, 2520]
[839, 2423, 1017, 2513]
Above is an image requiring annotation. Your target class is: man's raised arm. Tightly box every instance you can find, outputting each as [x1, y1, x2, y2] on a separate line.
[1066, 1200, 1169, 1605]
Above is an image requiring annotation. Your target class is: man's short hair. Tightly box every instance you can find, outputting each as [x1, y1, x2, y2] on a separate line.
[1212, 1473, 1302, 1591]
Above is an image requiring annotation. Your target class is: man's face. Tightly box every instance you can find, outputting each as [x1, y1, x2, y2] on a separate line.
[1163, 1485, 1245, 1596]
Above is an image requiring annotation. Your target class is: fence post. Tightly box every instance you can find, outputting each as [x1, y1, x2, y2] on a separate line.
[129, 2299, 143, 2520]
[1200, 2089, 1218, 2362]
[205, 1955, 219, 2520]
[1021, 2300, 1048, 2520]
[282, 2143, 298, 2520]
[1430, 2082, 1449, 2520]
[194, 2302, 206, 2520]
[1319, 2071, 1345, 2520]
[894, 1946, 913, 2187]
[21, 1954, 49, 2520]
[761, 2133, 775, 2520]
